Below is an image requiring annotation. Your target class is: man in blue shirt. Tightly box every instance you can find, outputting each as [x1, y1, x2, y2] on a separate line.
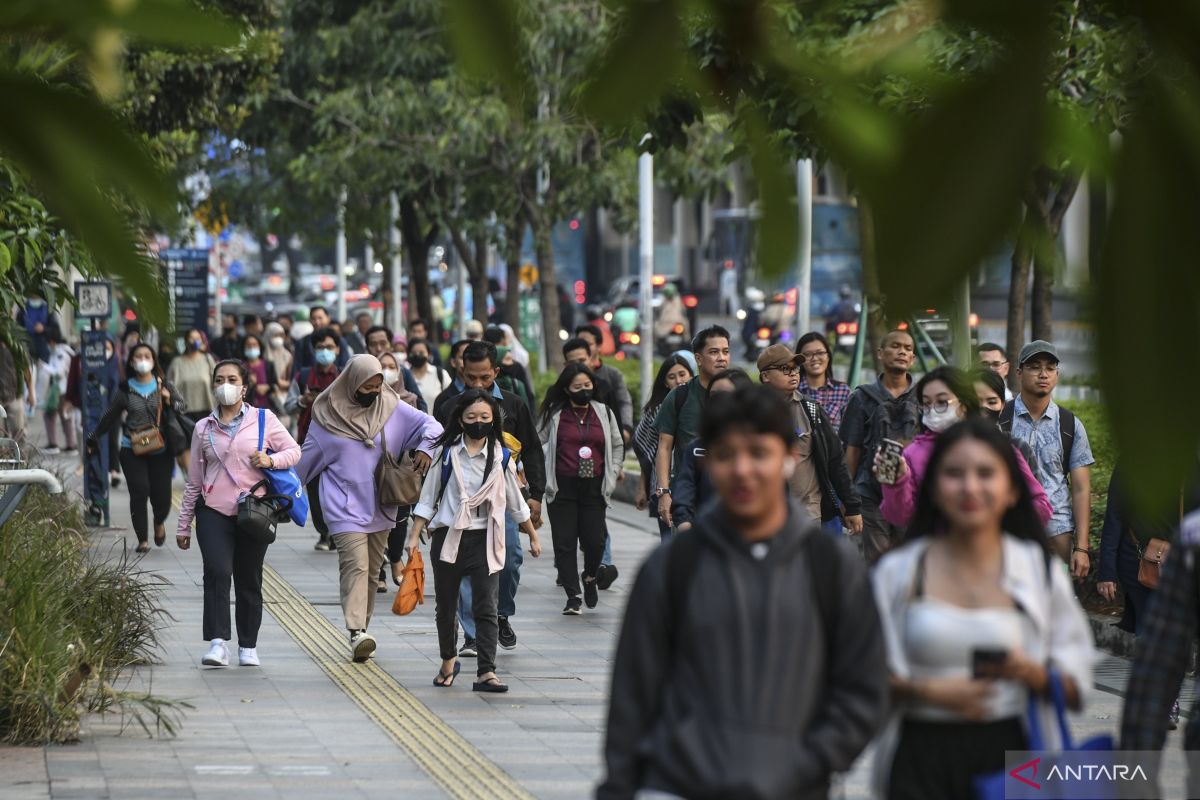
[1004, 340, 1095, 577]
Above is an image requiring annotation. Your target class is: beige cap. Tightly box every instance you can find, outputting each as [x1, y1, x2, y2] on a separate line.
[756, 344, 803, 372]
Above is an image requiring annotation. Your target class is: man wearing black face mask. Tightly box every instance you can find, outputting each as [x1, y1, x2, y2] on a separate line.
[210, 313, 243, 360]
[431, 340, 545, 651]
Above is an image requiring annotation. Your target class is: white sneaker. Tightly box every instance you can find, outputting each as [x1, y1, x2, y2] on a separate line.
[238, 647, 260, 667]
[350, 632, 376, 663]
[202, 639, 229, 667]
[43, 446, 61, 455]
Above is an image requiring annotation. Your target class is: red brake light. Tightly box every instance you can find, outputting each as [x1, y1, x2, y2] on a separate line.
[651, 274, 667, 287]
[897, 322, 909, 331]
[618, 332, 632, 343]
[683, 295, 698, 309]
[672, 323, 685, 334]
[575, 294, 586, 304]
[836, 322, 849, 335]
[574, 280, 586, 294]
[968, 313, 980, 327]
[848, 322, 859, 334]
[757, 327, 771, 339]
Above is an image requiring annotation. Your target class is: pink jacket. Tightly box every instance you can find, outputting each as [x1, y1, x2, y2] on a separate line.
[177, 407, 301, 536]
[879, 431, 1053, 529]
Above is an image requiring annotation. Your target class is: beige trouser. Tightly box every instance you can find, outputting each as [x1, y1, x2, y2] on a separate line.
[336, 530, 389, 631]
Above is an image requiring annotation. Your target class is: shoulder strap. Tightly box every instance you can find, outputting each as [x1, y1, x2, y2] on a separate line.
[1058, 407, 1075, 473]
[257, 407, 266, 452]
[858, 382, 890, 406]
[673, 381, 690, 415]
[998, 400, 1016, 434]
[435, 447, 454, 506]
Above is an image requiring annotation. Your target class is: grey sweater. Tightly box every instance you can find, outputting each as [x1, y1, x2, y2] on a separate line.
[92, 379, 185, 446]
[599, 504, 889, 800]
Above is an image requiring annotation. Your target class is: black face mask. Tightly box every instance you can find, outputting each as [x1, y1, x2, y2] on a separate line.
[569, 389, 593, 406]
[354, 391, 379, 407]
[408, 354, 428, 368]
[462, 421, 491, 440]
[982, 407, 1001, 422]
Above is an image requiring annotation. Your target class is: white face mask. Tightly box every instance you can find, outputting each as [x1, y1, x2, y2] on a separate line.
[132, 359, 153, 375]
[382, 368, 400, 385]
[394, 352, 407, 364]
[244, 348, 261, 360]
[922, 404, 960, 434]
[270, 337, 284, 349]
[215, 383, 242, 407]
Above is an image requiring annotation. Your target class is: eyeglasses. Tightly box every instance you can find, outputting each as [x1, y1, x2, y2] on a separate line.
[980, 359, 1007, 370]
[920, 398, 959, 413]
[766, 366, 800, 377]
[1023, 363, 1059, 375]
[799, 350, 829, 362]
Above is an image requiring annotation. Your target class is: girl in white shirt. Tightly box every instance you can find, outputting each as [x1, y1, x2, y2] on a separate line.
[870, 416, 1094, 800]
[407, 389, 541, 693]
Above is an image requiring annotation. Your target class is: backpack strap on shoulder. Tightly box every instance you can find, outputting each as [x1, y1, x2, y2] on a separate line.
[1058, 407, 1075, 473]
[673, 381, 690, 415]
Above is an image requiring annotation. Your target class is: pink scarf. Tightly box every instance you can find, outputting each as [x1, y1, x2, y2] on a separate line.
[437, 442, 508, 574]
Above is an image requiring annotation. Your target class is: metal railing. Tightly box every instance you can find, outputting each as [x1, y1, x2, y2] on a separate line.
[0, 407, 64, 528]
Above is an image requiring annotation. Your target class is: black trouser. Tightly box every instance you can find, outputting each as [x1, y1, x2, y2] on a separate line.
[119, 448, 174, 543]
[386, 506, 412, 563]
[307, 475, 328, 536]
[195, 503, 269, 648]
[888, 717, 1025, 800]
[431, 528, 499, 677]
[548, 476, 607, 600]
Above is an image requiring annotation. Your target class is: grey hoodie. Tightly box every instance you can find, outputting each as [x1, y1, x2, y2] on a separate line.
[598, 502, 888, 800]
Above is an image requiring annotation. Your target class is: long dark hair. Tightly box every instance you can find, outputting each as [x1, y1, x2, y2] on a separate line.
[125, 343, 164, 381]
[972, 367, 1007, 405]
[795, 331, 838, 385]
[915, 365, 980, 428]
[904, 417, 1048, 548]
[645, 355, 693, 414]
[433, 389, 505, 486]
[212, 358, 250, 385]
[539, 363, 596, 429]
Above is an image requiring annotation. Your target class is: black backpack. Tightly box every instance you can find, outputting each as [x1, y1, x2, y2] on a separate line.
[998, 400, 1075, 479]
[858, 382, 920, 462]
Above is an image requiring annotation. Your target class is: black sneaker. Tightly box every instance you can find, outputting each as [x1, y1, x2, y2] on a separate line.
[459, 637, 478, 658]
[583, 576, 598, 609]
[497, 616, 517, 650]
[563, 598, 582, 615]
[314, 535, 332, 551]
[597, 564, 619, 590]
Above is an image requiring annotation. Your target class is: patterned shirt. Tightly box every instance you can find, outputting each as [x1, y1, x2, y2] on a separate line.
[798, 377, 852, 432]
[1007, 395, 1095, 534]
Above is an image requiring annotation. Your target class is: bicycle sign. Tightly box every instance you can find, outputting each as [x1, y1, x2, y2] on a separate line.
[74, 281, 113, 320]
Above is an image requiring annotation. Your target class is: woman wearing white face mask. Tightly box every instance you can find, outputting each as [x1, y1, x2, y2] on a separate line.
[264, 322, 293, 427]
[877, 366, 1052, 529]
[176, 360, 301, 668]
[87, 344, 186, 552]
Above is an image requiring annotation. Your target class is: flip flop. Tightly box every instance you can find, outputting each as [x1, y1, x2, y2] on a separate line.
[472, 677, 509, 694]
[433, 661, 461, 688]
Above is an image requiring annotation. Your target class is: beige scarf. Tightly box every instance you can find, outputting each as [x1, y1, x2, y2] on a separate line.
[310, 354, 400, 446]
[437, 442, 508, 575]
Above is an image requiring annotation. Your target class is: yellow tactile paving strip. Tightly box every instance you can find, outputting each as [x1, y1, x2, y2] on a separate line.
[173, 491, 533, 800]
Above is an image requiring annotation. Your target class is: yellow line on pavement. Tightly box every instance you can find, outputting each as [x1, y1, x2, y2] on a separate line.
[172, 491, 533, 800]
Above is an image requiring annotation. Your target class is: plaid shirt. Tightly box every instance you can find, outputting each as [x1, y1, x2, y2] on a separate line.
[1120, 545, 1200, 752]
[798, 378, 852, 432]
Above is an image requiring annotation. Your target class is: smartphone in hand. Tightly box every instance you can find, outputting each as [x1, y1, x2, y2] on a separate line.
[971, 647, 1008, 679]
[875, 438, 905, 485]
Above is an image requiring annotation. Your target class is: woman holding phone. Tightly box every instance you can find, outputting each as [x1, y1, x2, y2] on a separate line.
[870, 417, 1094, 800]
[876, 366, 1051, 530]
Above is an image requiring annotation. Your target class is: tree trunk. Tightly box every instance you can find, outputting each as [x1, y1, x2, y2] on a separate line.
[531, 210, 563, 372]
[399, 198, 436, 330]
[1007, 212, 1035, 390]
[858, 198, 886, 376]
[504, 213, 523, 331]
[472, 235, 489, 326]
[1031, 176, 1081, 344]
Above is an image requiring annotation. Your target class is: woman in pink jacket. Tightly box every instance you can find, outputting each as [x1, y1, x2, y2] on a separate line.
[176, 359, 301, 669]
[879, 366, 1052, 529]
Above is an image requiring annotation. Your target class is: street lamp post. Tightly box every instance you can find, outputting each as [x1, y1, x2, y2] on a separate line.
[336, 185, 347, 323]
[638, 141, 654, 409]
[795, 159, 813, 338]
[389, 192, 403, 335]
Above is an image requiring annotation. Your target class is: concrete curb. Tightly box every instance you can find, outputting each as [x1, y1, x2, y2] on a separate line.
[1089, 612, 1199, 672]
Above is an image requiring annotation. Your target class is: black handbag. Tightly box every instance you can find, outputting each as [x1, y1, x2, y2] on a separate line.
[165, 406, 195, 456]
[237, 479, 293, 545]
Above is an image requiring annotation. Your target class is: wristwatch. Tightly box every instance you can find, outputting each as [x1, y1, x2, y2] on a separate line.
[654, 487, 671, 499]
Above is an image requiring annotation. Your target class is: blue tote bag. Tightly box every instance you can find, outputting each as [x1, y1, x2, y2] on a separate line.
[973, 669, 1114, 800]
[257, 408, 309, 526]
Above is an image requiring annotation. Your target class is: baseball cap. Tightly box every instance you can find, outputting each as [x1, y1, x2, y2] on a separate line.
[1018, 340, 1059, 366]
[757, 344, 803, 372]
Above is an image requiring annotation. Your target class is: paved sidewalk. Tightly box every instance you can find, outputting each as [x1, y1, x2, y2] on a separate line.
[12, 443, 1193, 799]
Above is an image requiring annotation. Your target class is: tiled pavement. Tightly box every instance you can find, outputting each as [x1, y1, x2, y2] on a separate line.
[0, 447, 1191, 799]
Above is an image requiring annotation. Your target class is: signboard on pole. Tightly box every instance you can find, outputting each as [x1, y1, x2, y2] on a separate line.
[81, 330, 113, 527]
[160, 248, 210, 334]
[74, 281, 112, 320]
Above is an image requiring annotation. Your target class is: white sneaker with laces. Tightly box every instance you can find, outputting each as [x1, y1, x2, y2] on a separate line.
[202, 639, 229, 667]
[350, 632, 376, 663]
[238, 647, 260, 667]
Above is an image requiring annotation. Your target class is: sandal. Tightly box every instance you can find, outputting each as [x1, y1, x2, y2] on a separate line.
[135, 541, 151, 554]
[472, 676, 509, 694]
[433, 661, 461, 688]
[391, 562, 404, 586]
[154, 524, 166, 547]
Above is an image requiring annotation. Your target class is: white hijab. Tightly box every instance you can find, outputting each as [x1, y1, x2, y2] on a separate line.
[499, 324, 530, 369]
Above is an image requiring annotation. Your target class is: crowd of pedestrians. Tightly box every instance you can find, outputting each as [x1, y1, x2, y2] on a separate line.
[31, 292, 1200, 798]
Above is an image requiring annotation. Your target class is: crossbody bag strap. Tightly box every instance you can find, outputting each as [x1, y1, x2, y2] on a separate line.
[206, 423, 246, 493]
[257, 407, 266, 453]
[154, 381, 164, 427]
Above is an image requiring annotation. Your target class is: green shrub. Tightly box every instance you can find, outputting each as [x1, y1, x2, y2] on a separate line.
[1059, 400, 1114, 545]
[0, 482, 185, 743]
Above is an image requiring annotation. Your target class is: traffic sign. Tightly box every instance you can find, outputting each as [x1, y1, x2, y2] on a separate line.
[74, 281, 112, 319]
